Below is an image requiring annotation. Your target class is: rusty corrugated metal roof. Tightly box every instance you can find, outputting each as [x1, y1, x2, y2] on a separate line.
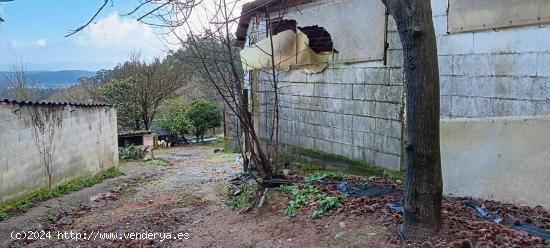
[235, 0, 313, 47]
[118, 130, 152, 137]
[1, 98, 112, 107]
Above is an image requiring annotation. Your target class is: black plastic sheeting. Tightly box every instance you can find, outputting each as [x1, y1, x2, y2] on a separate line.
[467, 203, 503, 224]
[512, 223, 550, 240]
[386, 202, 404, 213]
[337, 181, 401, 198]
[467, 203, 550, 240]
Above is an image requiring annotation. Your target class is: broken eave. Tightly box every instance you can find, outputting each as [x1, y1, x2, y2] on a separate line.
[235, 0, 314, 47]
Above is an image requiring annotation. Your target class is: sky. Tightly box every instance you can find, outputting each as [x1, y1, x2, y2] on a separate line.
[0, 0, 172, 71]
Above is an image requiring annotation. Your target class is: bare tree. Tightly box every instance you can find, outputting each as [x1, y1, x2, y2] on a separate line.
[4, 63, 37, 101]
[381, 0, 443, 239]
[28, 105, 64, 190]
[0, 0, 15, 24]
[100, 54, 185, 130]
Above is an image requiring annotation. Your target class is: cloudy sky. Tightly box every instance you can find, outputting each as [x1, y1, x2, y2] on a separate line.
[0, 0, 171, 71]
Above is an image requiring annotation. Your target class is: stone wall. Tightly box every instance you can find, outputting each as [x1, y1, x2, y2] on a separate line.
[0, 101, 118, 204]
[433, 0, 550, 118]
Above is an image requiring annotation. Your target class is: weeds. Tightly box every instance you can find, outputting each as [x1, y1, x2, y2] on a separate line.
[227, 183, 257, 212]
[282, 184, 342, 218]
[46, 214, 58, 223]
[290, 147, 405, 180]
[119, 145, 149, 161]
[294, 162, 323, 173]
[0, 212, 7, 221]
[304, 172, 343, 185]
[146, 158, 170, 166]
[178, 192, 209, 206]
[0, 167, 123, 221]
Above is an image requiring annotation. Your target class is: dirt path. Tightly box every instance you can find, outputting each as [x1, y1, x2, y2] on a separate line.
[2, 145, 392, 248]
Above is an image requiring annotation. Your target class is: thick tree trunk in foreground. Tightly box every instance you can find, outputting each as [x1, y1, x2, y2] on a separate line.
[382, 0, 443, 239]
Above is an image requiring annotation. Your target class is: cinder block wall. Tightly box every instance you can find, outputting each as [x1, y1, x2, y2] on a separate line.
[441, 116, 550, 208]
[0, 102, 118, 204]
[433, 0, 550, 207]
[255, 17, 404, 170]
[433, 0, 550, 118]
[251, 0, 550, 171]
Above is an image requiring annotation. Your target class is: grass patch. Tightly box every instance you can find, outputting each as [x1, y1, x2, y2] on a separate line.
[290, 147, 405, 180]
[177, 192, 209, 206]
[227, 183, 257, 212]
[294, 161, 324, 173]
[215, 182, 232, 197]
[146, 158, 171, 166]
[46, 214, 59, 223]
[0, 212, 8, 221]
[148, 178, 171, 190]
[386, 170, 405, 181]
[0, 167, 123, 221]
[304, 172, 343, 185]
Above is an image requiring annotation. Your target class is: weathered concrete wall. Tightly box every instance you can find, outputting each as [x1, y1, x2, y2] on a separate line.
[0, 102, 118, 204]
[433, 0, 550, 118]
[254, 14, 404, 170]
[237, 0, 550, 209]
[441, 116, 550, 208]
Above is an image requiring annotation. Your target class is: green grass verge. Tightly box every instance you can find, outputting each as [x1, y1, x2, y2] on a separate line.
[143, 157, 171, 166]
[0, 167, 124, 221]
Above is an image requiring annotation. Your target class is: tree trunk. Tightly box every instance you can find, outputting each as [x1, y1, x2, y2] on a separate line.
[382, 0, 443, 239]
[181, 132, 189, 144]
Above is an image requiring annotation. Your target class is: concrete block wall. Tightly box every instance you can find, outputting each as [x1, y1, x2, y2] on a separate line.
[243, 0, 550, 207]
[433, 0, 550, 118]
[440, 116, 550, 208]
[0, 102, 118, 204]
[255, 17, 404, 170]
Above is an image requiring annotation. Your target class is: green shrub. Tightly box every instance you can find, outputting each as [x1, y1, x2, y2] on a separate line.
[304, 172, 343, 185]
[119, 145, 149, 161]
[284, 185, 322, 217]
[186, 99, 222, 142]
[282, 183, 343, 219]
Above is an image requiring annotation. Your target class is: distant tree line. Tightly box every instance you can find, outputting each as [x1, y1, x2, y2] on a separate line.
[45, 50, 223, 142]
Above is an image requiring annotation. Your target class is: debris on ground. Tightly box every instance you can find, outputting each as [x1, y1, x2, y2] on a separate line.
[250, 172, 550, 247]
[512, 222, 550, 240]
[89, 193, 117, 202]
[467, 202, 503, 224]
[386, 202, 404, 213]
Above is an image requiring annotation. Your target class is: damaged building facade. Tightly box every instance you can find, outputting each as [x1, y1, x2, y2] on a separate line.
[0, 99, 119, 204]
[236, 0, 550, 207]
